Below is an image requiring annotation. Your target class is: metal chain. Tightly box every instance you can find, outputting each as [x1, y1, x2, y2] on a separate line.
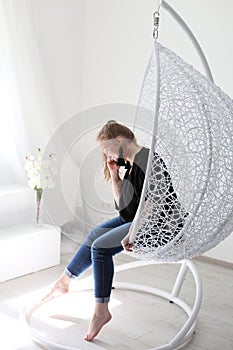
[153, 11, 160, 41]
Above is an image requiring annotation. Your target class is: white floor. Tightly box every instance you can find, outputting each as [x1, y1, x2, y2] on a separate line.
[1, 241, 233, 350]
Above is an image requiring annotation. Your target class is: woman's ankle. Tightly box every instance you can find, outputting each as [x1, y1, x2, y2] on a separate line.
[60, 273, 71, 284]
[94, 302, 110, 316]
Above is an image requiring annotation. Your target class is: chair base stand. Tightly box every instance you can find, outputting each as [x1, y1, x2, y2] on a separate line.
[21, 259, 202, 350]
[115, 259, 203, 350]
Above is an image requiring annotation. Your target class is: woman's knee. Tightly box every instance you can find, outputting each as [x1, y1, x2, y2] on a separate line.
[91, 239, 103, 250]
[85, 225, 111, 247]
[84, 227, 102, 247]
[92, 239, 123, 257]
[88, 233, 110, 252]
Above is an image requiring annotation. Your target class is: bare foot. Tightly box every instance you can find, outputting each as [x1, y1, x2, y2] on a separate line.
[42, 274, 71, 302]
[84, 309, 112, 341]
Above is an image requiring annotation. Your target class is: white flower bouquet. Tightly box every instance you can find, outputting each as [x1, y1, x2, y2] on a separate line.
[25, 148, 57, 225]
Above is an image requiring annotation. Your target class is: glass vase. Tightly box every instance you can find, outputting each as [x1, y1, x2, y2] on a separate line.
[35, 189, 43, 227]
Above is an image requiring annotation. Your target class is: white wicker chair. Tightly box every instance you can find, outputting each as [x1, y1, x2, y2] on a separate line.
[130, 40, 233, 263]
[113, 40, 232, 349]
[114, 2, 233, 349]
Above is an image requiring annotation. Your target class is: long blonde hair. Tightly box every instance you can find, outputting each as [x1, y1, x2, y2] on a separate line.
[97, 120, 137, 181]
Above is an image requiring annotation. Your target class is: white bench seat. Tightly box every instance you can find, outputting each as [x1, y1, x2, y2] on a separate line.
[0, 223, 60, 282]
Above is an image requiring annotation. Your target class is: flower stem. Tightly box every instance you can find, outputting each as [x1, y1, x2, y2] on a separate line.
[35, 188, 43, 225]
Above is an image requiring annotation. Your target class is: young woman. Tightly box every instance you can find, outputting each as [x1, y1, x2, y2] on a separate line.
[43, 120, 150, 341]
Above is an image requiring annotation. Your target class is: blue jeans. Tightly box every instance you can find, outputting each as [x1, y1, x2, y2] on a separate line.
[64, 216, 131, 303]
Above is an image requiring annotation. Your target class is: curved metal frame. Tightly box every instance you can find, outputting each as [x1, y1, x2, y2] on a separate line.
[122, 2, 213, 348]
[115, 259, 203, 350]
[161, 1, 214, 83]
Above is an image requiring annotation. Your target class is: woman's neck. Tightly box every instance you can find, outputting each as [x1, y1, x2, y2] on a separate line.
[125, 144, 142, 164]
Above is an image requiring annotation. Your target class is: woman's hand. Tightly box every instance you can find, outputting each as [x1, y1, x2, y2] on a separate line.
[107, 159, 119, 172]
[107, 159, 122, 205]
[121, 231, 134, 252]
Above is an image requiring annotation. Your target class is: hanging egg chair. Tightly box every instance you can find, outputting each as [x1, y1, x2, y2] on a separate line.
[130, 41, 233, 263]
[115, 2, 233, 349]
[22, 2, 233, 350]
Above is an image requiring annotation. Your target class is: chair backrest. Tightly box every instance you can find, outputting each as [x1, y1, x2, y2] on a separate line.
[130, 43, 233, 262]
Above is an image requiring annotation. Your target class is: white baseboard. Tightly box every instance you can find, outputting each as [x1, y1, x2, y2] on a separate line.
[195, 255, 233, 270]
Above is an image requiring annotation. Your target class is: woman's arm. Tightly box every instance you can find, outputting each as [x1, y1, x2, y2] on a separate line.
[121, 199, 152, 252]
[108, 159, 122, 206]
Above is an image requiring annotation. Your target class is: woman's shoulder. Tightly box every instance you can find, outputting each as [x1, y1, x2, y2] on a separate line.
[134, 147, 150, 172]
[136, 146, 150, 158]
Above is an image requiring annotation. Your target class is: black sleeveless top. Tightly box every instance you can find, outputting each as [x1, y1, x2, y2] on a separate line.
[119, 147, 149, 222]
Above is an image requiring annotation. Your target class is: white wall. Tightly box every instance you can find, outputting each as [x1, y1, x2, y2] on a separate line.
[81, 0, 233, 107]
[31, 0, 85, 124]
[30, 0, 86, 227]
[81, 0, 153, 108]
[31, 0, 233, 262]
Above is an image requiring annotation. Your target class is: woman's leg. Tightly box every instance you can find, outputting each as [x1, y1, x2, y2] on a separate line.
[92, 225, 131, 303]
[65, 216, 125, 279]
[85, 221, 131, 341]
[42, 217, 125, 301]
